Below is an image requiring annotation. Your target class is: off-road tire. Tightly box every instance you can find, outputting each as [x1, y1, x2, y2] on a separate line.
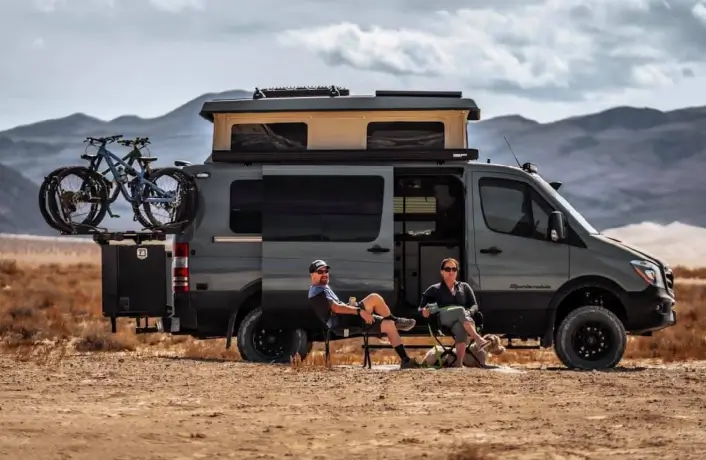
[554, 305, 627, 370]
[236, 306, 310, 363]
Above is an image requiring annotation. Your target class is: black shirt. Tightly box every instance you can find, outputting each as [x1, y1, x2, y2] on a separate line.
[418, 280, 478, 312]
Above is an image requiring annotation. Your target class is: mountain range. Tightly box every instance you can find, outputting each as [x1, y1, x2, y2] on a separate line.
[0, 89, 704, 234]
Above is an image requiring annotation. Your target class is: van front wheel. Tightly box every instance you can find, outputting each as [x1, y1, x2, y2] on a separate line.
[236, 306, 310, 363]
[554, 305, 627, 370]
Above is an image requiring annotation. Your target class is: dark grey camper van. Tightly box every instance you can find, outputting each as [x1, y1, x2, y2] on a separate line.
[100, 86, 677, 370]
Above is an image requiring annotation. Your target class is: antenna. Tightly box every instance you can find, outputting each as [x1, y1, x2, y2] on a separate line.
[503, 136, 522, 168]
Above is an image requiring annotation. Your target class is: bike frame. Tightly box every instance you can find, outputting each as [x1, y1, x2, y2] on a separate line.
[84, 142, 175, 205]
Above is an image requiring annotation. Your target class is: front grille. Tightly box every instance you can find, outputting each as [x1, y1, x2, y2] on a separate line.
[664, 266, 674, 296]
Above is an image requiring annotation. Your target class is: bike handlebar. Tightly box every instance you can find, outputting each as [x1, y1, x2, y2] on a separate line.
[84, 134, 123, 144]
[117, 136, 151, 148]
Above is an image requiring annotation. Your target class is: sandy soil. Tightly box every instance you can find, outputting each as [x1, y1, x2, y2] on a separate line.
[1, 354, 706, 460]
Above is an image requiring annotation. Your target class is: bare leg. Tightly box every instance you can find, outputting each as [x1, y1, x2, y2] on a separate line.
[359, 293, 392, 316]
[463, 320, 489, 348]
[359, 293, 415, 331]
[380, 320, 402, 347]
[381, 320, 421, 368]
[452, 342, 466, 368]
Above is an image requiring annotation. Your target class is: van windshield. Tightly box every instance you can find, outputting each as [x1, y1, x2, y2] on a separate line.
[535, 176, 600, 235]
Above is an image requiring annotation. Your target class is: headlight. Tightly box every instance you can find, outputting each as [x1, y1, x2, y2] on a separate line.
[630, 260, 665, 288]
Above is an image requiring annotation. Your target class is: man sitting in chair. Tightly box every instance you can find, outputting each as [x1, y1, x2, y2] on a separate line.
[307, 259, 422, 369]
[419, 258, 491, 368]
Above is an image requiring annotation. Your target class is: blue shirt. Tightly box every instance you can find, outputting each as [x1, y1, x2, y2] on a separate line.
[308, 284, 340, 303]
[308, 284, 341, 326]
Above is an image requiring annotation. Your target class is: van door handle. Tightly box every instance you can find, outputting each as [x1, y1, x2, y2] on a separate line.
[480, 246, 502, 255]
[367, 245, 390, 253]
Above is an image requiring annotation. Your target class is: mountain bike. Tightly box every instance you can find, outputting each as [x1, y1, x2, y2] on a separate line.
[39, 135, 197, 233]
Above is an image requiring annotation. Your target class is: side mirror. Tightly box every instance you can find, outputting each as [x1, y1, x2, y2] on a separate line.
[548, 211, 566, 242]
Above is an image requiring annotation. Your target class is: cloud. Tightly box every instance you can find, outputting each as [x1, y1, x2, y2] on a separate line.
[279, 0, 706, 101]
[148, 0, 204, 13]
[693, 2, 706, 24]
[34, 0, 66, 13]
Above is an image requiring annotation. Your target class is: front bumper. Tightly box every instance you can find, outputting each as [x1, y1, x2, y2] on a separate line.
[623, 285, 676, 334]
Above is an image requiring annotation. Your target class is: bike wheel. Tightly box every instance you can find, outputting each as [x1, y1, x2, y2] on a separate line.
[38, 167, 70, 232]
[139, 167, 197, 230]
[46, 166, 110, 233]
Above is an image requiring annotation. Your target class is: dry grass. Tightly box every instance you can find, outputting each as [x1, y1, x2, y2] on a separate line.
[673, 265, 706, 280]
[1, 256, 706, 367]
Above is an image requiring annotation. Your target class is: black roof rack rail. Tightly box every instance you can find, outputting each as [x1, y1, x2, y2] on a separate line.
[210, 148, 479, 164]
[375, 90, 463, 98]
[253, 85, 350, 100]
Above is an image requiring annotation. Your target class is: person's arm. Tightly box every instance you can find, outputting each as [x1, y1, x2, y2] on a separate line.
[324, 290, 363, 316]
[462, 283, 479, 315]
[329, 300, 363, 315]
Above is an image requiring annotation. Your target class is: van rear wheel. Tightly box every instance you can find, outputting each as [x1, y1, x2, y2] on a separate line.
[554, 305, 626, 370]
[236, 306, 310, 363]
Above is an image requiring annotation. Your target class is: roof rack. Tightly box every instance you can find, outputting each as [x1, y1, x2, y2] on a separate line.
[252, 86, 349, 100]
[210, 148, 479, 164]
[375, 90, 463, 98]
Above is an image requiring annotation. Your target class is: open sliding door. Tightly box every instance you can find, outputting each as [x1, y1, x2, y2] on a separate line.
[261, 165, 395, 329]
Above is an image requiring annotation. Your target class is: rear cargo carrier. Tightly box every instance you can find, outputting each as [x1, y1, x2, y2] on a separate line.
[95, 231, 172, 334]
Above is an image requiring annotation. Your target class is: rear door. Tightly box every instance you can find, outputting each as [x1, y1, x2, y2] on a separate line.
[261, 165, 395, 329]
[470, 171, 570, 337]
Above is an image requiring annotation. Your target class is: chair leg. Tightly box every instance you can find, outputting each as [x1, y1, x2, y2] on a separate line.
[324, 329, 331, 367]
[362, 333, 371, 369]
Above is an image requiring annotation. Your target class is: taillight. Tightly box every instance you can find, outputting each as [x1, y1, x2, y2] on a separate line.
[173, 242, 189, 292]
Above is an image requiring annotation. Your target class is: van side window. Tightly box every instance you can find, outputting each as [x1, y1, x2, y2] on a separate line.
[230, 180, 262, 234]
[264, 175, 384, 242]
[366, 121, 444, 150]
[478, 178, 553, 241]
[230, 122, 308, 152]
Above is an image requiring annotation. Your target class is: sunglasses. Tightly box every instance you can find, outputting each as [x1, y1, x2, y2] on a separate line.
[316, 269, 329, 274]
[442, 266, 458, 272]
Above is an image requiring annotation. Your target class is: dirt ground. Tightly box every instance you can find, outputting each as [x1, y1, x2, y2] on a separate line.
[2, 240, 706, 460]
[1, 354, 706, 460]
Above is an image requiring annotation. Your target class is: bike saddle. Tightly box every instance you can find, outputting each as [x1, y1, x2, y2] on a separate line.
[137, 156, 158, 163]
[174, 160, 192, 167]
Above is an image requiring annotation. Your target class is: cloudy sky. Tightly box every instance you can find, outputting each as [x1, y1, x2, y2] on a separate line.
[1, 0, 706, 130]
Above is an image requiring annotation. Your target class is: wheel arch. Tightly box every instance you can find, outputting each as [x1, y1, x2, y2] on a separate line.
[233, 278, 263, 332]
[542, 275, 628, 347]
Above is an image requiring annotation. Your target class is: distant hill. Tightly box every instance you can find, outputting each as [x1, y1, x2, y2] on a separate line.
[0, 89, 705, 233]
[0, 163, 47, 234]
[467, 106, 706, 230]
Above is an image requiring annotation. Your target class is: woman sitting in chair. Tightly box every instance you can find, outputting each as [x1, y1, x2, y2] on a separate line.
[418, 258, 491, 367]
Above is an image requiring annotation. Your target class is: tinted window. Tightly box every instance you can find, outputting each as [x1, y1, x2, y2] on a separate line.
[529, 189, 552, 240]
[264, 175, 384, 242]
[230, 180, 262, 234]
[366, 122, 445, 150]
[479, 178, 554, 240]
[230, 122, 308, 152]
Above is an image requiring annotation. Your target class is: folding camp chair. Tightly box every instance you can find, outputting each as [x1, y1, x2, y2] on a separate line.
[426, 308, 485, 368]
[309, 292, 374, 368]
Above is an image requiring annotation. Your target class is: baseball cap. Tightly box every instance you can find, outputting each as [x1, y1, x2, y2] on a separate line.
[309, 259, 331, 273]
